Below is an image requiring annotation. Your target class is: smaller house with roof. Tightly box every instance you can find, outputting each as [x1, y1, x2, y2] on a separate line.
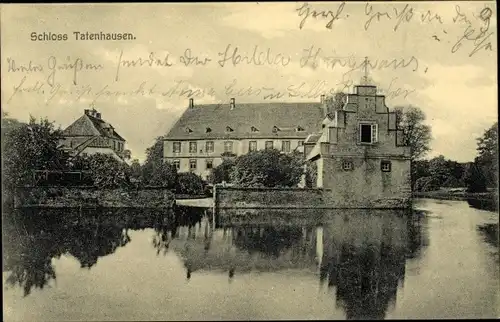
[59, 108, 131, 163]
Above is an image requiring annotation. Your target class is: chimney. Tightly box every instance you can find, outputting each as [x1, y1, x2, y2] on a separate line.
[189, 98, 194, 109]
[230, 98, 235, 110]
[320, 94, 325, 103]
[84, 109, 90, 115]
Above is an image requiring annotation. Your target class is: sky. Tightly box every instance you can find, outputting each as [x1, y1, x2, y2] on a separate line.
[1, 2, 497, 163]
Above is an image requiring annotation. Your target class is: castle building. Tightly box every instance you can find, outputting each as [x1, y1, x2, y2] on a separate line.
[304, 84, 411, 208]
[59, 108, 131, 163]
[163, 98, 325, 179]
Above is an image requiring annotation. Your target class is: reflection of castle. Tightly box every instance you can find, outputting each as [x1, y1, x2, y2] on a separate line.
[318, 211, 408, 320]
[168, 209, 426, 320]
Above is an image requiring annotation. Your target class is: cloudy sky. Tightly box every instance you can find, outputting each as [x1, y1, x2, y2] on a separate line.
[1, 2, 497, 162]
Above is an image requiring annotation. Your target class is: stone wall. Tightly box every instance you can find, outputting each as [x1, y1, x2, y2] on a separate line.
[214, 186, 325, 209]
[214, 184, 411, 209]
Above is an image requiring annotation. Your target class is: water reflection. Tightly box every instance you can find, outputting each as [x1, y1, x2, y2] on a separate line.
[2, 207, 175, 296]
[3, 206, 429, 319]
[164, 208, 429, 319]
[466, 196, 498, 212]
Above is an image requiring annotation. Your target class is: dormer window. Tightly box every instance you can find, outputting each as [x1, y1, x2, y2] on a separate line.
[226, 126, 234, 132]
[186, 127, 193, 133]
[251, 126, 259, 132]
[272, 126, 280, 133]
[296, 126, 305, 132]
[206, 127, 212, 133]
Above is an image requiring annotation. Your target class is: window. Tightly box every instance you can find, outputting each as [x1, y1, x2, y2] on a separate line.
[189, 142, 197, 153]
[296, 126, 305, 132]
[298, 141, 304, 146]
[359, 123, 378, 144]
[281, 141, 291, 152]
[272, 126, 280, 133]
[173, 142, 181, 153]
[224, 141, 233, 153]
[265, 141, 274, 150]
[249, 141, 257, 152]
[205, 141, 214, 153]
[342, 160, 353, 171]
[186, 127, 193, 133]
[173, 159, 180, 170]
[206, 127, 212, 133]
[189, 159, 197, 171]
[251, 126, 259, 132]
[206, 159, 213, 170]
[113, 141, 116, 150]
[381, 160, 392, 172]
[226, 126, 234, 132]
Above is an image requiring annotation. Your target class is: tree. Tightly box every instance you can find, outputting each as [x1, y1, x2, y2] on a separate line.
[70, 153, 131, 188]
[141, 136, 177, 187]
[332, 91, 347, 110]
[463, 162, 487, 193]
[129, 159, 142, 181]
[304, 161, 317, 188]
[176, 172, 205, 195]
[3, 116, 69, 188]
[394, 105, 432, 190]
[394, 105, 432, 162]
[208, 159, 236, 184]
[231, 149, 304, 187]
[475, 122, 498, 188]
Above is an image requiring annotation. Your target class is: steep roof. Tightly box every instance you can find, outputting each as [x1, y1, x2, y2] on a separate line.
[165, 102, 324, 140]
[62, 113, 125, 141]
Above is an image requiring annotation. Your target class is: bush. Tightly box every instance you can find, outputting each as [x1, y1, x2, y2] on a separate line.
[70, 153, 131, 188]
[176, 172, 205, 195]
[305, 161, 317, 188]
[141, 161, 177, 188]
[414, 176, 440, 192]
[464, 162, 488, 193]
[208, 159, 235, 184]
[231, 149, 304, 188]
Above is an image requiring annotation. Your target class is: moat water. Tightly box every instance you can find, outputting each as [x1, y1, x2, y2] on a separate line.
[2, 199, 498, 320]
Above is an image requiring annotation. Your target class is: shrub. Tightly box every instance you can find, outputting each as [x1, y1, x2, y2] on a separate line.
[176, 172, 205, 195]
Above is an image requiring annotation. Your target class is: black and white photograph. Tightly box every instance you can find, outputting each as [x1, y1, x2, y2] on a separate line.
[1, 2, 498, 320]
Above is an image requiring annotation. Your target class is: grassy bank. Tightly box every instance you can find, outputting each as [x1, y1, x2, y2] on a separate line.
[412, 189, 498, 201]
[14, 186, 175, 208]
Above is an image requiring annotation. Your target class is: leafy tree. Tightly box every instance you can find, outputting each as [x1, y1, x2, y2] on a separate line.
[394, 106, 432, 190]
[2, 116, 68, 189]
[70, 153, 131, 188]
[231, 149, 304, 187]
[463, 161, 487, 193]
[332, 91, 347, 110]
[323, 92, 347, 115]
[414, 176, 440, 192]
[428, 155, 451, 185]
[144, 136, 164, 166]
[176, 172, 205, 195]
[141, 136, 177, 187]
[305, 161, 318, 188]
[208, 159, 236, 184]
[394, 105, 432, 162]
[129, 159, 142, 181]
[142, 161, 177, 187]
[475, 122, 498, 188]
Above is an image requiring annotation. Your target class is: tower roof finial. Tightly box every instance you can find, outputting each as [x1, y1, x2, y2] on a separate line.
[362, 56, 370, 85]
